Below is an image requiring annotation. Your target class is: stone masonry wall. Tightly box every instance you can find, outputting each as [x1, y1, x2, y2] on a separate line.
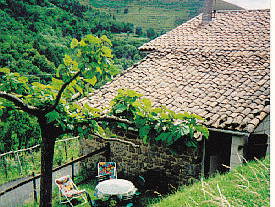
[81, 137, 202, 190]
[251, 115, 270, 155]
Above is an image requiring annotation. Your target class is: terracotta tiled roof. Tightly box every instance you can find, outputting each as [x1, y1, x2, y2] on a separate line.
[140, 10, 270, 52]
[82, 9, 270, 133]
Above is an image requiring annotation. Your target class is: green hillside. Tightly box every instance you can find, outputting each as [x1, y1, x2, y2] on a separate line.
[0, 0, 146, 78]
[150, 157, 270, 207]
[86, 0, 243, 33]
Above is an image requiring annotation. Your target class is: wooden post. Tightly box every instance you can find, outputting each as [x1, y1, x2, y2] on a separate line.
[105, 142, 111, 161]
[71, 157, 74, 180]
[64, 141, 68, 161]
[29, 149, 35, 167]
[32, 172, 38, 203]
[15, 152, 23, 175]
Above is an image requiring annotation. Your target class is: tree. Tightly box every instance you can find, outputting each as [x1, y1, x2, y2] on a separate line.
[0, 34, 208, 206]
[135, 26, 143, 36]
[146, 28, 157, 39]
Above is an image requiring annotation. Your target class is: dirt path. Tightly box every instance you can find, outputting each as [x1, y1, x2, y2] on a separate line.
[0, 163, 79, 207]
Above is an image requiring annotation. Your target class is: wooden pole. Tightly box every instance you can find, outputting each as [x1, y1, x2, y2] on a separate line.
[105, 142, 111, 161]
[71, 157, 74, 180]
[64, 141, 68, 161]
[29, 149, 35, 166]
[32, 172, 38, 203]
[15, 152, 23, 175]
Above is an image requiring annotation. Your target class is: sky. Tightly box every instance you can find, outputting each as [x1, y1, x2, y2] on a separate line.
[222, 0, 270, 9]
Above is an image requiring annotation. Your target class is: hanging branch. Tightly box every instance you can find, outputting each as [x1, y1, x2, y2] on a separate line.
[90, 132, 140, 148]
[0, 91, 40, 116]
[92, 116, 134, 126]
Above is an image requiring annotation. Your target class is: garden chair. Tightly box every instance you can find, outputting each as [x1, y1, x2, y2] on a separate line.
[55, 175, 88, 207]
[96, 162, 117, 183]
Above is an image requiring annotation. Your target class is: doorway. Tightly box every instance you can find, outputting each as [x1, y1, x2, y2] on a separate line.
[204, 132, 232, 177]
[244, 134, 268, 161]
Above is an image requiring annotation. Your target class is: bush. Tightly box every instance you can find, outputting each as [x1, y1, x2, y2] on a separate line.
[146, 28, 157, 39]
[135, 26, 143, 36]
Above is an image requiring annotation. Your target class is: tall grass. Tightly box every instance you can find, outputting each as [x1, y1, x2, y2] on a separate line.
[150, 157, 270, 207]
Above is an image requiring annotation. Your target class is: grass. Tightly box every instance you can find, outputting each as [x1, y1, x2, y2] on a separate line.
[87, 0, 243, 33]
[0, 138, 80, 185]
[149, 157, 270, 207]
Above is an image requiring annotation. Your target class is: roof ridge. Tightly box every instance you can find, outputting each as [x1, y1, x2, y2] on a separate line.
[216, 9, 270, 13]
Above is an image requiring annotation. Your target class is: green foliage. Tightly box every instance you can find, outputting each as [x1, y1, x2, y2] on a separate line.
[0, 0, 145, 79]
[0, 110, 40, 153]
[135, 26, 143, 36]
[109, 89, 209, 147]
[146, 28, 157, 39]
[112, 34, 146, 69]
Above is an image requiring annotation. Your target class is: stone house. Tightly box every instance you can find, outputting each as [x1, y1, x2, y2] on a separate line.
[80, 8, 270, 187]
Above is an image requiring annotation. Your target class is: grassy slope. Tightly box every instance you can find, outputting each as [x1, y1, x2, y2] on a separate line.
[87, 0, 243, 33]
[149, 157, 270, 207]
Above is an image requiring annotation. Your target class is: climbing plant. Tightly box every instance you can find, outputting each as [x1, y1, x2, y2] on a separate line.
[109, 89, 209, 147]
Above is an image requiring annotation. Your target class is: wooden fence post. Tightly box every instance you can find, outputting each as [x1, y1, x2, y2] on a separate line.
[71, 157, 74, 180]
[32, 172, 38, 203]
[64, 141, 68, 161]
[29, 148, 36, 168]
[105, 143, 111, 161]
[14, 152, 23, 175]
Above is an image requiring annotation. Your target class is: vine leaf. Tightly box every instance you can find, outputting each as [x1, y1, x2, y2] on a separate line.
[139, 125, 151, 138]
[114, 103, 127, 114]
[45, 111, 60, 123]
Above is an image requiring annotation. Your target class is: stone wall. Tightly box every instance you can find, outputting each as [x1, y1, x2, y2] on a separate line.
[81, 137, 203, 191]
[254, 115, 270, 135]
[254, 115, 270, 154]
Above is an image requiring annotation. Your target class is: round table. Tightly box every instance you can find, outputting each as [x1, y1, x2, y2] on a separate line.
[95, 179, 137, 199]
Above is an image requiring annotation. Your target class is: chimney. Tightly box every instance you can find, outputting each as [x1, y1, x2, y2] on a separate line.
[202, 0, 214, 23]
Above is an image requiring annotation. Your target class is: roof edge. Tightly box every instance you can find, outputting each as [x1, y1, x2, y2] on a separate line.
[216, 8, 270, 13]
[208, 127, 250, 136]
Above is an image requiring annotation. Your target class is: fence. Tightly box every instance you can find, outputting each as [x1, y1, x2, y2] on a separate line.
[0, 143, 111, 207]
[0, 137, 80, 183]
